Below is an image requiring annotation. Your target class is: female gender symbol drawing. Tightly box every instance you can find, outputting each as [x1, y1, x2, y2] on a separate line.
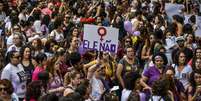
[98, 27, 107, 41]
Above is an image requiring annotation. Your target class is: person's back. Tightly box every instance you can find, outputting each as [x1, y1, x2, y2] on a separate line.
[148, 79, 173, 101]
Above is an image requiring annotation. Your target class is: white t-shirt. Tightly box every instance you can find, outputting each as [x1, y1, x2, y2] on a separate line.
[50, 30, 64, 42]
[173, 64, 192, 90]
[33, 20, 42, 33]
[149, 96, 165, 101]
[18, 13, 29, 22]
[165, 36, 177, 50]
[7, 34, 14, 46]
[11, 93, 19, 101]
[154, 25, 165, 31]
[121, 89, 132, 101]
[1, 63, 27, 98]
[0, 12, 6, 22]
[90, 75, 105, 101]
[4, 17, 12, 31]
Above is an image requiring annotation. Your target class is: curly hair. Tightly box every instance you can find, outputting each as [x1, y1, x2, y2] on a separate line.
[189, 71, 201, 90]
[31, 38, 43, 51]
[174, 50, 188, 66]
[0, 79, 14, 95]
[152, 52, 168, 66]
[152, 78, 171, 100]
[20, 45, 32, 60]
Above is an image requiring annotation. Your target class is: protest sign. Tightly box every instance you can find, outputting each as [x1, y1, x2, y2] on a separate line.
[195, 16, 201, 37]
[184, 15, 201, 37]
[83, 24, 119, 53]
[184, 15, 191, 24]
[165, 3, 184, 19]
[0, 29, 2, 36]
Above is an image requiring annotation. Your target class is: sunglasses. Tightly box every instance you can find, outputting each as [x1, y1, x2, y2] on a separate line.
[0, 87, 7, 91]
[13, 55, 21, 59]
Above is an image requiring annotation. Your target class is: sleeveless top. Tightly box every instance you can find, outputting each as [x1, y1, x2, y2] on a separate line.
[119, 57, 140, 79]
[21, 61, 34, 84]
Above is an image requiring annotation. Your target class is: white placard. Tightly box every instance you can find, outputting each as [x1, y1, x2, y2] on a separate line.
[165, 3, 184, 19]
[184, 15, 192, 24]
[195, 16, 201, 37]
[200, 4, 201, 13]
[0, 29, 2, 36]
[83, 24, 119, 53]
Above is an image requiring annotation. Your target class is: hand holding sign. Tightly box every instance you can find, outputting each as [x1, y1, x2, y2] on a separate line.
[83, 24, 119, 53]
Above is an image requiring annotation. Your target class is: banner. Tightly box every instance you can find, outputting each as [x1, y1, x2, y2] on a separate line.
[83, 24, 119, 53]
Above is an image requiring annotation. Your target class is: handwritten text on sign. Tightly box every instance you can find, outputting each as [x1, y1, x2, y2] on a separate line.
[83, 24, 119, 53]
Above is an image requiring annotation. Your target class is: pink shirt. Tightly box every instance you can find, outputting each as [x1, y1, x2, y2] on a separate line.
[41, 8, 52, 16]
[32, 66, 45, 81]
[24, 98, 36, 101]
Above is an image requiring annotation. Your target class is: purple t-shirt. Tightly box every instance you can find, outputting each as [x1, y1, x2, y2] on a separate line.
[143, 66, 161, 87]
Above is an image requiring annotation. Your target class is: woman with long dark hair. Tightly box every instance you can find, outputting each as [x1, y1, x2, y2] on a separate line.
[188, 71, 201, 101]
[25, 80, 42, 101]
[47, 48, 66, 96]
[141, 34, 155, 70]
[31, 38, 44, 57]
[32, 53, 47, 81]
[184, 34, 197, 51]
[149, 78, 174, 101]
[164, 66, 186, 101]
[173, 50, 192, 91]
[20, 45, 34, 84]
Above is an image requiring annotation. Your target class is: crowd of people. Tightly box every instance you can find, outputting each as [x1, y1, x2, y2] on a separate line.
[0, 0, 201, 101]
